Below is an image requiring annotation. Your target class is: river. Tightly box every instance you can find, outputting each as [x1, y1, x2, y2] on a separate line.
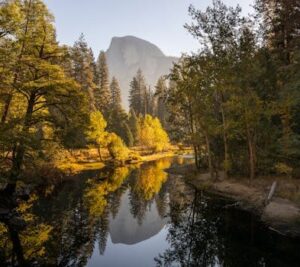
[1, 156, 300, 266]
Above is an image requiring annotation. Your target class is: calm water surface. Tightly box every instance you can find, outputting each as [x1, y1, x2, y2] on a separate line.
[1, 156, 300, 266]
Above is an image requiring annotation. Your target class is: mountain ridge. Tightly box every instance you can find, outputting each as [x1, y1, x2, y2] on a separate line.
[105, 36, 178, 109]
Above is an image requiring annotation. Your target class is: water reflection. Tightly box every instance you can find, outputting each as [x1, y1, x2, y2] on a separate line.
[0, 157, 176, 266]
[157, 190, 300, 267]
[1, 156, 300, 267]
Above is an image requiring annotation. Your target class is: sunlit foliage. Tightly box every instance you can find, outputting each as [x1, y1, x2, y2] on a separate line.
[138, 115, 170, 152]
[133, 158, 171, 200]
[107, 133, 130, 163]
[84, 167, 130, 217]
[86, 111, 108, 161]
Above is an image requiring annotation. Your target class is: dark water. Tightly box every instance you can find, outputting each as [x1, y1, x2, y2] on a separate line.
[1, 156, 300, 267]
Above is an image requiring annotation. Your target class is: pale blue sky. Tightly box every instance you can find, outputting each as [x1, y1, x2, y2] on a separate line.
[44, 0, 254, 57]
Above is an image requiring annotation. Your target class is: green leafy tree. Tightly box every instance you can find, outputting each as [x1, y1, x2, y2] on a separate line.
[0, 0, 89, 190]
[0, 0, 32, 125]
[86, 111, 108, 161]
[185, 0, 243, 178]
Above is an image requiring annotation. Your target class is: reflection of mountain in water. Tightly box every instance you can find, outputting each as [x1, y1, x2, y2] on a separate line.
[109, 190, 168, 245]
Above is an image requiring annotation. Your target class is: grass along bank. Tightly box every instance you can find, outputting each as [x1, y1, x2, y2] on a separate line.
[57, 145, 192, 174]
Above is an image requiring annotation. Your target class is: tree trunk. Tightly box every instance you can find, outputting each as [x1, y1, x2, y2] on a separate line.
[193, 145, 200, 169]
[248, 138, 255, 182]
[204, 132, 213, 179]
[1, 94, 13, 124]
[220, 101, 229, 179]
[7, 224, 28, 267]
[246, 124, 255, 182]
[10, 92, 36, 182]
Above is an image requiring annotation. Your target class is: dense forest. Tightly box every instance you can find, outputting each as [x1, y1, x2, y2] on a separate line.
[0, 0, 300, 186]
[0, 0, 170, 190]
[1, 0, 300, 266]
[167, 0, 300, 180]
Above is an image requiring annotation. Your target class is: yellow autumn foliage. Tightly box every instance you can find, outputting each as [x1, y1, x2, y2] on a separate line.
[84, 167, 130, 217]
[134, 158, 171, 200]
[138, 115, 170, 152]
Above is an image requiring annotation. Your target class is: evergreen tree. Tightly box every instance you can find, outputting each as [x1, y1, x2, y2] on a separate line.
[155, 77, 168, 128]
[128, 109, 139, 145]
[146, 86, 155, 116]
[95, 51, 111, 118]
[124, 122, 134, 147]
[110, 76, 122, 110]
[71, 34, 96, 111]
[129, 69, 148, 116]
[108, 76, 129, 142]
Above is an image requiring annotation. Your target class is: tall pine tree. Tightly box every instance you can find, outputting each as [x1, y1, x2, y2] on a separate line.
[95, 51, 111, 118]
[109, 76, 128, 142]
[110, 76, 122, 111]
[129, 69, 148, 116]
[155, 77, 168, 128]
[71, 34, 96, 111]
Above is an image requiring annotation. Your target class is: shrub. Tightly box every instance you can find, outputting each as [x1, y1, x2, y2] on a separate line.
[138, 115, 170, 152]
[275, 162, 293, 177]
[107, 133, 129, 163]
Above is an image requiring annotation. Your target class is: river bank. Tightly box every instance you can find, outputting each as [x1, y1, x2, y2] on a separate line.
[167, 163, 300, 238]
[56, 146, 192, 174]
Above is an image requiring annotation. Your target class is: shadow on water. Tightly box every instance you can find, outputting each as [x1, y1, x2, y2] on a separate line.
[1, 156, 300, 267]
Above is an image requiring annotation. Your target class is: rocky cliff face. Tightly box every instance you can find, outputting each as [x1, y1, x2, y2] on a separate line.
[106, 36, 177, 109]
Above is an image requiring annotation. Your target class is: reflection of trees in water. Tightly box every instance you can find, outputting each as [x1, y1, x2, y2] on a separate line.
[129, 188, 150, 225]
[155, 182, 169, 219]
[155, 190, 221, 267]
[0, 166, 130, 266]
[0, 193, 53, 266]
[133, 158, 171, 201]
[2, 161, 299, 267]
[155, 186, 300, 267]
[0, 159, 176, 266]
[97, 206, 109, 255]
[84, 167, 129, 218]
[57, 197, 95, 266]
[128, 158, 172, 224]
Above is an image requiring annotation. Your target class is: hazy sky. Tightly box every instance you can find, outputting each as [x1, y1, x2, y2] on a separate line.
[44, 0, 254, 57]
